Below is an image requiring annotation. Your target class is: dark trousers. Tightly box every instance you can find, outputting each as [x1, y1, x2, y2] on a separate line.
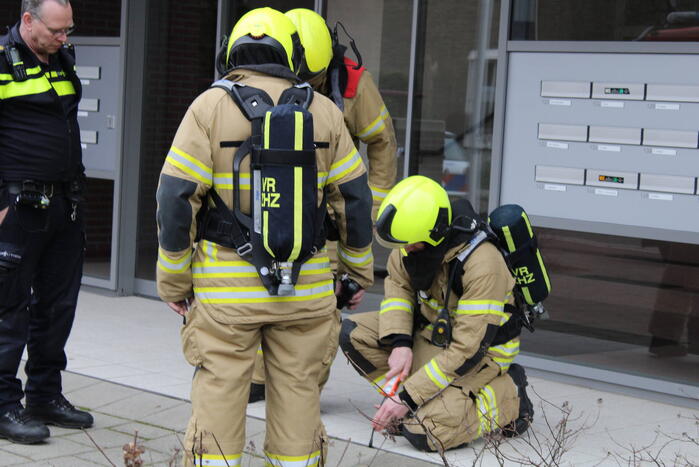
[0, 194, 84, 413]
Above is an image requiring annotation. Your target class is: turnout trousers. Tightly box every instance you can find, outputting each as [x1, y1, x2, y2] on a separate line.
[340, 311, 520, 452]
[252, 307, 341, 390]
[181, 301, 335, 467]
[0, 195, 84, 412]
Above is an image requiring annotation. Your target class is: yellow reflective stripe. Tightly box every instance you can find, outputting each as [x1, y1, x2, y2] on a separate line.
[257, 345, 263, 355]
[327, 149, 361, 184]
[417, 294, 440, 311]
[195, 279, 334, 303]
[317, 171, 328, 189]
[456, 299, 507, 319]
[424, 358, 451, 389]
[288, 166, 302, 261]
[192, 256, 331, 278]
[213, 172, 250, 190]
[380, 298, 413, 314]
[262, 210, 274, 257]
[0, 75, 51, 99]
[357, 106, 389, 140]
[521, 211, 534, 237]
[198, 453, 242, 466]
[51, 80, 75, 96]
[501, 225, 516, 253]
[370, 185, 390, 202]
[522, 287, 533, 304]
[264, 451, 321, 467]
[202, 239, 218, 262]
[157, 249, 192, 274]
[264, 111, 271, 149]
[294, 111, 303, 151]
[166, 146, 212, 185]
[476, 385, 498, 434]
[537, 249, 551, 292]
[0, 66, 43, 82]
[338, 245, 372, 267]
[379, 298, 413, 314]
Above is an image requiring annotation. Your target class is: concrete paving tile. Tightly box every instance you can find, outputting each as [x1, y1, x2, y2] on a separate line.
[73, 363, 154, 380]
[111, 421, 182, 440]
[0, 449, 32, 466]
[17, 454, 107, 466]
[76, 444, 174, 466]
[59, 370, 103, 393]
[139, 432, 184, 459]
[136, 402, 192, 432]
[108, 372, 192, 391]
[60, 379, 143, 410]
[59, 426, 141, 449]
[97, 391, 188, 420]
[0, 437, 94, 461]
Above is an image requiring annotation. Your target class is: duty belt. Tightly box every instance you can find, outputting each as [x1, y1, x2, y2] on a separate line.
[3, 180, 66, 197]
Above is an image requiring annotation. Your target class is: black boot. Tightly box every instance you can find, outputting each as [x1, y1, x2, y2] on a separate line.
[0, 408, 50, 444]
[503, 363, 534, 438]
[248, 383, 265, 403]
[25, 395, 93, 429]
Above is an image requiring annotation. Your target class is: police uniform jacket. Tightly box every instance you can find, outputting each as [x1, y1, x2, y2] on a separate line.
[378, 239, 518, 408]
[0, 24, 83, 185]
[156, 67, 374, 324]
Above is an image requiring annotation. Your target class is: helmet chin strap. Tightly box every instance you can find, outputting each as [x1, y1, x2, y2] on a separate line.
[332, 21, 362, 69]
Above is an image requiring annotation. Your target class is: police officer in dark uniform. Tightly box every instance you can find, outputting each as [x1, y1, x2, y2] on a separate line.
[0, 0, 92, 444]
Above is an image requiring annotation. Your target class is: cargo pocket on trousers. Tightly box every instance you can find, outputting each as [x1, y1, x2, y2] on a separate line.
[322, 310, 342, 367]
[414, 385, 469, 450]
[181, 309, 203, 368]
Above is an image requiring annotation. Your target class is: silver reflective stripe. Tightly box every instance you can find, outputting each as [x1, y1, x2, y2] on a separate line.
[327, 149, 361, 183]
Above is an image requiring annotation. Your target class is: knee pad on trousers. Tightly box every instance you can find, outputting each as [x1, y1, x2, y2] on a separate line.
[402, 426, 434, 452]
[339, 319, 376, 375]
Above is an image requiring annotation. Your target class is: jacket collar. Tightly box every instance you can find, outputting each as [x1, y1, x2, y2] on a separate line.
[225, 64, 301, 83]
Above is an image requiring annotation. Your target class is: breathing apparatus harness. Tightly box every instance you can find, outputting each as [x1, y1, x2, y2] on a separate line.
[428, 211, 549, 348]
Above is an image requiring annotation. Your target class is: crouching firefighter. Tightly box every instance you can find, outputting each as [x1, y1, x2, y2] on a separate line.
[339, 176, 535, 452]
[247, 7, 397, 403]
[155, 7, 373, 466]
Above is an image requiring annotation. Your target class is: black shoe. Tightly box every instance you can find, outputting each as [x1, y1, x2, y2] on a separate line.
[503, 363, 534, 438]
[0, 408, 50, 444]
[25, 395, 93, 429]
[248, 383, 265, 403]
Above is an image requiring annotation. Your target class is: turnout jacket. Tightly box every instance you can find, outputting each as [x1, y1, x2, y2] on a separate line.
[379, 240, 517, 408]
[156, 68, 374, 324]
[340, 60, 397, 213]
[315, 58, 397, 216]
[0, 24, 83, 183]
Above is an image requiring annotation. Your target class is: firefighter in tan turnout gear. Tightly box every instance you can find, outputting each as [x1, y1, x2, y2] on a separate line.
[339, 176, 534, 452]
[249, 7, 397, 403]
[156, 8, 373, 466]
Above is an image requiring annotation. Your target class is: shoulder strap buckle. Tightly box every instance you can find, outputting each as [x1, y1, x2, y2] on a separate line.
[236, 242, 253, 258]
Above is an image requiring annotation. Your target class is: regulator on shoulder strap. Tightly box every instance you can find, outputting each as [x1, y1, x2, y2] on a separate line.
[199, 80, 327, 296]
